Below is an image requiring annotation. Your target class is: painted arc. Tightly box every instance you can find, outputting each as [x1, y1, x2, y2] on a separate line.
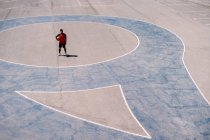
[0, 22, 139, 67]
[17, 85, 151, 138]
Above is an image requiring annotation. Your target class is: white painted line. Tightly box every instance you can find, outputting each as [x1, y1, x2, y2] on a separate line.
[0, 6, 19, 10]
[166, 3, 195, 5]
[17, 84, 119, 93]
[0, 0, 18, 3]
[194, 17, 210, 20]
[81, 4, 115, 7]
[176, 32, 210, 106]
[198, 13, 209, 16]
[0, 20, 140, 68]
[183, 11, 210, 13]
[16, 84, 151, 138]
[59, 5, 90, 8]
[119, 85, 151, 138]
[76, 0, 82, 6]
[3, 0, 14, 2]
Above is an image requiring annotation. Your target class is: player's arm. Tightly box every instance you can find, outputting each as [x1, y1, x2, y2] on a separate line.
[56, 34, 59, 40]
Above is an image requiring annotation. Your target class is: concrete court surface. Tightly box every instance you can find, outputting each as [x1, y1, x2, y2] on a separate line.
[0, 0, 210, 140]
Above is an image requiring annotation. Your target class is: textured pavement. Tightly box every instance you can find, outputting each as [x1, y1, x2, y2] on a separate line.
[0, 15, 209, 140]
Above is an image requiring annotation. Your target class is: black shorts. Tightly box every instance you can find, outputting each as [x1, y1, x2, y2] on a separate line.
[59, 43, 66, 48]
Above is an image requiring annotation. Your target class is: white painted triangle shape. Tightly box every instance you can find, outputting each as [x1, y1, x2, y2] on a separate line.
[16, 85, 151, 138]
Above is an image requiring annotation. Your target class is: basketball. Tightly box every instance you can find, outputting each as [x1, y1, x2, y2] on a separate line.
[56, 36, 60, 41]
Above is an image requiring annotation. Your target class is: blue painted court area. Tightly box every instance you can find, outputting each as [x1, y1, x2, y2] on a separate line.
[0, 15, 210, 140]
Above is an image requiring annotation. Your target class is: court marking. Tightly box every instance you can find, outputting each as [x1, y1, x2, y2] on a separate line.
[182, 11, 210, 13]
[0, 20, 140, 68]
[59, 4, 116, 8]
[16, 84, 151, 138]
[76, 0, 82, 6]
[193, 17, 210, 20]
[0, 0, 18, 2]
[177, 31, 210, 106]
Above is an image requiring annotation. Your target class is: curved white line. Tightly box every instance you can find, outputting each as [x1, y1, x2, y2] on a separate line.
[16, 84, 151, 138]
[0, 20, 140, 68]
[119, 85, 151, 138]
[177, 35, 210, 106]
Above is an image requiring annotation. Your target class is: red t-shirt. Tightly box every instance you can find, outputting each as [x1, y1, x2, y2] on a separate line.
[57, 33, 66, 44]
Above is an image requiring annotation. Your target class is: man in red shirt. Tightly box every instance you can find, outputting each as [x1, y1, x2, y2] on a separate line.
[56, 29, 67, 56]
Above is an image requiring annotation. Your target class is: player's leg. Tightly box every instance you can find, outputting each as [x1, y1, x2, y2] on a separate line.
[59, 44, 62, 55]
[63, 44, 67, 54]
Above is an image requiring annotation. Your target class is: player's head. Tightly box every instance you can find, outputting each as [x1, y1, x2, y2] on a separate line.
[60, 29, 63, 33]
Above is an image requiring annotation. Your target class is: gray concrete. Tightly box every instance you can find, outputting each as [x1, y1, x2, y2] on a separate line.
[0, 0, 210, 140]
[1, 14, 209, 140]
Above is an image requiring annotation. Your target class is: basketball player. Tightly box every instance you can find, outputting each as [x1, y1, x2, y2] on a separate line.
[56, 29, 67, 56]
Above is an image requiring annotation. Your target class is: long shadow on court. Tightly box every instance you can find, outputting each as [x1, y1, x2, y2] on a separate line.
[60, 54, 78, 57]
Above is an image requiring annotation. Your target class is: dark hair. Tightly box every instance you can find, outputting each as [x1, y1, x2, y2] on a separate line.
[60, 29, 63, 32]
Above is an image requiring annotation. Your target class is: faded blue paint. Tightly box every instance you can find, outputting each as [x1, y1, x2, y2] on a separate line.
[0, 15, 209, 140]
